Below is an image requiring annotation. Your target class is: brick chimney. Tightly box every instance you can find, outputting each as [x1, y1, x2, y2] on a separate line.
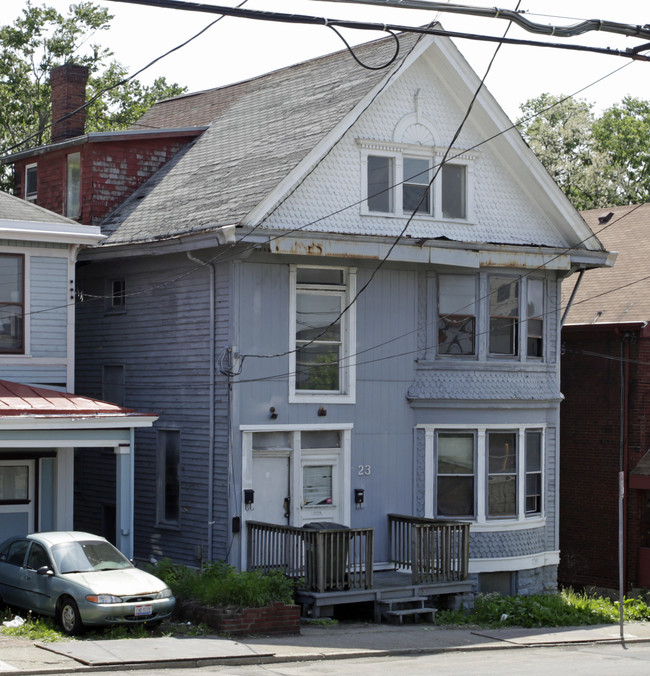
[50, 63, 89, 142]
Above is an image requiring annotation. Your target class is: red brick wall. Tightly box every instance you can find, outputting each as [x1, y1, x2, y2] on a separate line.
[12, 135, 195, 224]
[174, 600, 301, 636]
[560, 325, 650, 590]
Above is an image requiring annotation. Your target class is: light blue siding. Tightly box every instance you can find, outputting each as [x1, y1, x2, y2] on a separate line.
[30, 256, 68, 358]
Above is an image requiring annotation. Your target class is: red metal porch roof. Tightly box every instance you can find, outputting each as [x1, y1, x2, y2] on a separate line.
[0, 380, 147, 417]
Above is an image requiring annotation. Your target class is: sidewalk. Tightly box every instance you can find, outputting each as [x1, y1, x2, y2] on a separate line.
[2, 621, 650, 674]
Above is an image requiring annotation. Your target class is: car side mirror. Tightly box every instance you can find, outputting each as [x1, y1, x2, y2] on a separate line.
[37, 565, 54, 576]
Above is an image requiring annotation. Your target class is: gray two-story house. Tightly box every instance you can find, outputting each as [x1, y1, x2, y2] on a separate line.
[8, 31, 612, 608]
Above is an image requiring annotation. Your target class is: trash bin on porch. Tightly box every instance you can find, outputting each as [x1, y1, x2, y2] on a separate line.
[302, 522, 350, 592]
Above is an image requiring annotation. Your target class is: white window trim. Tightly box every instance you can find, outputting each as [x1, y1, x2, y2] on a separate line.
[288, 265, 356, 404]
[421, 423, 546, 526]
[0, 250, 30, 357]
[358, 139, 477, 223]
[25, 164, 37, 203]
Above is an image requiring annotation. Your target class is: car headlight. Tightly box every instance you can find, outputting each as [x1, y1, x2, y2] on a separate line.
[86, 594, 122, 604]
[156, 587, 173, 599]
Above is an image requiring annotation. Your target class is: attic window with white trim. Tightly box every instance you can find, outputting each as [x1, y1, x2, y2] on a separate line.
[360, 143, 474, 221]
[25, 164, 37, 203]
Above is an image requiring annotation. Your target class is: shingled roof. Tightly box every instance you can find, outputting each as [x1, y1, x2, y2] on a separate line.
[0, 190, 76, 224]
[100, 32, 423, 246]
[563, 203, 650, 325]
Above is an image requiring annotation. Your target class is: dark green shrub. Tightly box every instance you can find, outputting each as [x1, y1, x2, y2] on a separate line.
[150, 558, 295, 609]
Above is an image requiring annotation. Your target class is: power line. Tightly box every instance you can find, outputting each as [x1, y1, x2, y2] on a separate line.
[107, 0, 650, 61]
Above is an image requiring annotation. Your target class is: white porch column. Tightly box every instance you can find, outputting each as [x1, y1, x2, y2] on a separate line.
[114, 438, 134, 558]
[55, 448, 74, 530]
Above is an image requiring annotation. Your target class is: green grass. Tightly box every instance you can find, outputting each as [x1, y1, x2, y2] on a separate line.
[436, 589, 650, 628]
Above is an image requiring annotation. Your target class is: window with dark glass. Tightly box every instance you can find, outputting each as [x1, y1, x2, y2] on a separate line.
[25, 164, 37, 202]
[157, 430, 180, 526]
[436, 432, 475, 517]
[438, 274, 476, 355]
[295, 268, 345, 392]
[525, 431, 542, 515]
[489, 277, 519, 356]
[111, 279, 126, 308]
[442, 164, 466, 219]
[367, 155, 392, 212]
[403, 157, 430, 213]
[527, 279, 544, 358]
[66, 152, 81, 219]
[487, 432, 517, 518]
[0, 254, 24, 353]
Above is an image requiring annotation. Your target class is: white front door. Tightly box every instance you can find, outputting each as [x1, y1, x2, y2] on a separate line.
[0, 460, 35, 542]
[251, 455, 290, 525]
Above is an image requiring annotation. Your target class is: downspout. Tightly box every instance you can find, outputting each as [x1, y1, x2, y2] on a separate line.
[561, 269, 585, 327]
[187, 252, 216, 562]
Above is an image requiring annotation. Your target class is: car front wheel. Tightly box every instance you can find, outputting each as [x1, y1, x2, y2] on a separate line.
[57, 597, 83, 635]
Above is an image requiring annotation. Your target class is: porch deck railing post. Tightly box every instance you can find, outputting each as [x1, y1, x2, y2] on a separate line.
[388, 514, 470, 585]
[247, 521, 373, 592]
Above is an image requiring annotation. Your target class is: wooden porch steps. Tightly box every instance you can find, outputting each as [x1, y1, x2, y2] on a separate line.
[377, 595, 437, 624]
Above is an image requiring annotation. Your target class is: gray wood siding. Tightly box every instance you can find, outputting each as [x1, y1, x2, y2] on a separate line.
[30, 256, 67, 358]
[76, 251, 231, 566]
[0, 366, 67, 387]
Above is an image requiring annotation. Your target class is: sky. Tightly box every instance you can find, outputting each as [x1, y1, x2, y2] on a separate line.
[7, 0, 650, 120]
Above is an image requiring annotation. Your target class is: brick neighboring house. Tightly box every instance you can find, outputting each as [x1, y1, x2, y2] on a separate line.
[560, 203, 650, 591]
[4, 32, 614, 609]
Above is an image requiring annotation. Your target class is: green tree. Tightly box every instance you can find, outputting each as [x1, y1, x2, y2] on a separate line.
[592, 96, 650, 205]
[0, 1, 186, 190]
[518, 93, 650, 210]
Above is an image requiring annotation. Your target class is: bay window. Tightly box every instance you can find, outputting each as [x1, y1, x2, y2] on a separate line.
[0, 254, 24, 353]
[426, 425, 545, 522]
[526, 279, 544, 358]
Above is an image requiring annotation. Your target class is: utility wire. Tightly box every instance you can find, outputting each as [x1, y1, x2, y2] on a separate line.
[107, 0, 650, 61]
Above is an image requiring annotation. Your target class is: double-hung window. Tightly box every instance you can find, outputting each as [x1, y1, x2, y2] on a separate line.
[403, 157, 431, 214]
[0, 254, 24, 353]
[438, 274, 476, 356]
[367, 155, 393, 213]
[526, 279, 544, 358]
[489, 277, 519, 356]
[487, 432, 517, 518]
[66, 152, 81, 219]
[436, 432, 475, 517]
[25, 164, 37, 203]
[525, 430, 542, 515]
[442, 164, 466, 219]
[291, 266, 356, 402]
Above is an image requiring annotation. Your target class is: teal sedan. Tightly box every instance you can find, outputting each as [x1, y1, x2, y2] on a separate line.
[0, 531, 174, 635]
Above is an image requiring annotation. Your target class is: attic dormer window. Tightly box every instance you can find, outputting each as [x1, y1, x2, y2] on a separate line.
[359, 140, 475, 222]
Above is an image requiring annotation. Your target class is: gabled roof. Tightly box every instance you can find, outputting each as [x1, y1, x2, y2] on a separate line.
[100, 32, 423, 245]
[563, 203, 650, 326]
[0, 379, 149, 418]
[97, 30, 605, 260]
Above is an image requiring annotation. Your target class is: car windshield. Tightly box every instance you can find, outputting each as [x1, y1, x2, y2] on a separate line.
[51, 540, 132, 574]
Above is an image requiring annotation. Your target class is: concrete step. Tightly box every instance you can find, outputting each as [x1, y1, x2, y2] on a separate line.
[383, 606, 437, 625]
[377, 596, 428, 611]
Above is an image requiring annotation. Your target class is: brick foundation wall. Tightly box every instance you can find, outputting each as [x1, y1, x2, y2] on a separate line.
[174, 600, 301, 636]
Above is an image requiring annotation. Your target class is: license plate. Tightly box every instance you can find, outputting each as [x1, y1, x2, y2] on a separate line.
[135, 604, 153, 617]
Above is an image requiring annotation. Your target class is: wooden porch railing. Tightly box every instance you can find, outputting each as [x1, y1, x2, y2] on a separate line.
[247, 521, 374, 593]
[388, 514, 470, 585]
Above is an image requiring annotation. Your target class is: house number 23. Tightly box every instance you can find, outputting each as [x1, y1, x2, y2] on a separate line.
[357, 465, 371, 476]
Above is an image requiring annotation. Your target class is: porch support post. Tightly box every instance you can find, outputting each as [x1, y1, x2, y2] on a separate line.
[114, 439, 134, 558]
[55, 447, 74, 530]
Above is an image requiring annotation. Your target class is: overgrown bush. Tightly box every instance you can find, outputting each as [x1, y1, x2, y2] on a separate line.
[436, 588, 650, 628]
[149, 558, 295, 609]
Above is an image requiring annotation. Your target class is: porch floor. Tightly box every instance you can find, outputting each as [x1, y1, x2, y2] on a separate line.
[295, 570, 472, 620]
